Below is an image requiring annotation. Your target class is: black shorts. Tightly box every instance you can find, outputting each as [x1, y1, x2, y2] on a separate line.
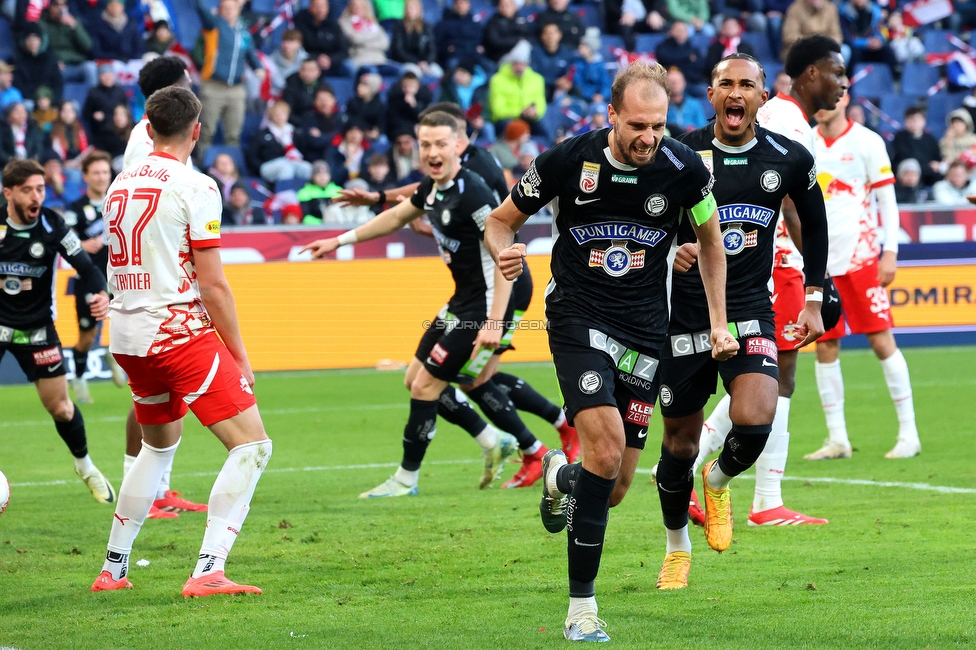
[549, 323, 660, 450]
[495, 260, 533, 356]
[659, 316, 779, 419]
[415, 306, 488, 384]
[0, 323, 67, 382]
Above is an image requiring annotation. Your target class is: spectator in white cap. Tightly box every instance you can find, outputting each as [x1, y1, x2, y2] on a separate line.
[894, 158, 929, 204]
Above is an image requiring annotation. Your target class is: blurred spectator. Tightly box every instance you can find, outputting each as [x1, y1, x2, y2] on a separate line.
[281, 203, 305, 225]
[771, 70, 791, 95]
[705, 17, 756, 75]
[294, 0, 351, 77]
[391, 0, 443, 78]
[12, 24, 64, 103]
[91, 0, 144, 61]
[483, 0, 531, 63]
[712, 0, 766, 33]
[388, 128, 422, 182]
[781, 0, 843, 62]
[940, 109, 976, 166]
[247, 101, 314, 184]
[0, 63, 24, 109]
[894, 159, 930, 203]
[665, 0, 715, 37]
[764, 0, 792, 60]
[102, 104, 134, 169]
[846, 101, 867, 127]
[40, 0, 96, 86]
[440, 60, 489, 118]
[0, 102, 45, 167]
[884, 11, 924, 68]
[339, 0, 393, 70]
[271, 30, 310, 97]
[932, 160, 976, 205]
[145, 20, 177, 56]
[208, 152, 242, 203]
[297, 161, 344, 223]
[364, 152, 397, 214]
[222, 182, 261, 225]
[891, 107, 942, 187]
[514, 140, 540, 178]
[326, 120, 369, 186]
[32, 88, 58, 132]
[334, 178, 376, 223]
[489, 118, 531, 171]
[666, 67, 706, 132]
[532, 23, 574, 102]
[386, 70, 433, 139]
[295, 84, 342, 161]
[610, 0, 668, 53]
[42, 153, 79, 211]
[283, 59, 323, 126]
[569, 30, 611, 104]
[195, 0, 262, 152]
[656, 21, 705, 85]
[434, 0, 484, 70]
[47, 100, 90, 180]
[536, 0, 585, 49]
[82, 64, 127, 151]
[346, 72, 387, 141]
[375, 0, 406, 22]
[488, 42, 547, 128]
[840, 0, 896, 71]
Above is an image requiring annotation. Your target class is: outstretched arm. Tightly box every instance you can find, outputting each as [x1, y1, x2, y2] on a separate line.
[301, 199, 425, 258]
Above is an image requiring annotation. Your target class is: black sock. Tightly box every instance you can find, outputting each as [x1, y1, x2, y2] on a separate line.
[718, 423, 772, 477]
[55, 404, 88, 459]
[467, 381, 538, 451]
[656, 444, 695, 531]
[401, 399, 438, 471]
[492, 372, 562, 423]
[73, 348, 89, 377]
[567, 468, 616, 598]
[556, 462, 582, 494]
[436, 387, 488, 437]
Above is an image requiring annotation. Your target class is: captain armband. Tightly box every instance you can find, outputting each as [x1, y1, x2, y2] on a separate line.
[689, 193, 717, 226]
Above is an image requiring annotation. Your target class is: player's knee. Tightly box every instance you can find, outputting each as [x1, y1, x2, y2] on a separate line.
[726, 424, 771, 466]
[48, 399, 74, 422]
[778, 375, 796, 397]
[662, 420, 701, 459]
[586, 442, 623, 478]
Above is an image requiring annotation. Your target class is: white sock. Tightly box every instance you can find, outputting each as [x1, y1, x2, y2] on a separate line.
[665, 525, 692, 554]
[122, 454, 137, 481]
[194, 439, 272, 578]
[74, 454, 95, 476]
[474, 425, 497, 451]
[880, 349, 918, 442]
[107, 440, 181, 557]
[156, 456, 174, 500]
[553, 411, 567, 429]
[567, 596, 598, 621]
[694, 395, 732, 473]
[815, 360, 849, 447]
[706, 460, 734, 490]
[525, 440, 543, 455]
[547, 462, 565, 495]
[454, 388, 468, 403]
[193, 553, 226, 578]
[102, 549, 129, 581]
[753, 397, 789, 513]
[394, 466, 419, 486]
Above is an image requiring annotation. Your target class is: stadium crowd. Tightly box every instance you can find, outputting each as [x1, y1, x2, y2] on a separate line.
[0, 0, 972, 224]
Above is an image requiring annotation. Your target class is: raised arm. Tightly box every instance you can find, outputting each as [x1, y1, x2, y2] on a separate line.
[301, 197, 425, 258]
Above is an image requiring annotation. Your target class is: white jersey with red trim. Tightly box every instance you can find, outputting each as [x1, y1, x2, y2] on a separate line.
[105, 152, 223, 357]
[123, 119, 194, 169]
[814, 119, 896, 277]
[757, 93, 816, 271]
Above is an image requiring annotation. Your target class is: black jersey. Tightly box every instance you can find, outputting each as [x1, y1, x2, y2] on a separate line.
[673, 125, 827, 321]
[462, 144, 508, 203]
[0, 207, 107, 329]
[511, 128, 715, 348]
[410, 167, 500, 317]
[64, 195, 107, 276]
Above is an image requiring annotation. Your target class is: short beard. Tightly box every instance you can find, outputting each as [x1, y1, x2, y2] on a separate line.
[613, 128, 660, 168]
[14, 202, 38, 224]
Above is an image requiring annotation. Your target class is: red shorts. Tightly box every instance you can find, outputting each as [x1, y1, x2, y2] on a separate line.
[820, 261, 893, 341]
[772, 267, 806, 351]
[114, 332, 257, 426]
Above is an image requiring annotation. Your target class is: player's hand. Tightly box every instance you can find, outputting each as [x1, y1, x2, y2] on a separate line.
[877, 250, 897, 287]
[710, 328, 739, 361]
[81, 238, 104, 254]
[673, 243, 699, 273]
[471, 319, 503, 358]
[301, 237, 341, 258]
[88, 292, 109, 320]
[336, 188, 379, 207]
[967, 194, 976, 205]
[793, 305, 825, 349]
[408, 217, 434, 237]
[236, 356, 255, 387]
[498, 243, 526, 280]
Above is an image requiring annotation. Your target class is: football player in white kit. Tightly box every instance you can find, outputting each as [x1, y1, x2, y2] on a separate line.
[805, 90, 920, 460]
[92, 87, 272, 596]
[692, 36, 847, 526]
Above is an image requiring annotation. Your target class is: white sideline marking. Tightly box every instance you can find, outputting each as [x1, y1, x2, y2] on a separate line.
[11, 460, 976, 494]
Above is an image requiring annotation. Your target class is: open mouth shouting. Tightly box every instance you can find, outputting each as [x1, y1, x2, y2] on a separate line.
[725, 104, 746, 130]
[427, 159, 444, 177]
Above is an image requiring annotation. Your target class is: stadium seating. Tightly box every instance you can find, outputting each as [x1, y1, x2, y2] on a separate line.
[63, 83, 90, 109]
[922, 30, 953, 54]
[741, 32, 774, 65]
[901, 62, 941, 98]
[927, 92, 968, 139]
[850, 63, 894, 101]
[203, 145, 248, 172]
[634, 33, 666, 55]
[275, 178, 307, 192]
[0, 18, 13, 61]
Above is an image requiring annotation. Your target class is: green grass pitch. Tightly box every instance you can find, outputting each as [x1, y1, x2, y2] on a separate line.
[1, 346, 975, 649]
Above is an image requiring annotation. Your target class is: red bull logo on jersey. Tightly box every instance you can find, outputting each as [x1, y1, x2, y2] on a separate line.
[817, 172, 859, 199]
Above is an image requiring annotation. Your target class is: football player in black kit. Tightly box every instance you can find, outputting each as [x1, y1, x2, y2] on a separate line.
[302, 111, 550, 497]
[0, 159, 115, 503]
[63, 151, 126, 403]
[651, 54, 829, 591]
[337, 102, 581, 488]
[485, 63, 736, 642]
